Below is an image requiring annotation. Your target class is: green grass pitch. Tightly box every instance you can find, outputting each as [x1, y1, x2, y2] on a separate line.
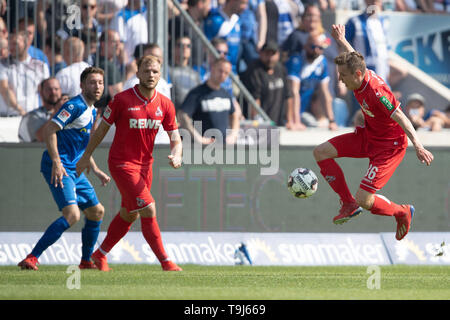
[0, 264, 449, 300]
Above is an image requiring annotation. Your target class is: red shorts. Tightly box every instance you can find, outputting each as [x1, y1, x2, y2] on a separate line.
[329, 126, 406, 194]
[109, 163, 154, 213]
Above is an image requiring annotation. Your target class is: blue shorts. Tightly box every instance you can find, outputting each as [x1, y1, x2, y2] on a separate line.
[41, 167, 99, 211]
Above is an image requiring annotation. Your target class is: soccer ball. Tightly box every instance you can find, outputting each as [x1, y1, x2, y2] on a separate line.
[287, 168, 318, 198]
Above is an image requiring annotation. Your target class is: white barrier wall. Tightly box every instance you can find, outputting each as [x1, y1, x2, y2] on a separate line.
[1, 232, 448, 266]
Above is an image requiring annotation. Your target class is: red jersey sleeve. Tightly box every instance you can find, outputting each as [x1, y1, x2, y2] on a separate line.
[102, 95, 120, 126]
[373, 86, 401, 118]
[161, 96, 178, 131]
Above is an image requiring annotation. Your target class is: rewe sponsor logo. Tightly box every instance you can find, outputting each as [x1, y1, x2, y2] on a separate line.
[129, 118, 161, 129]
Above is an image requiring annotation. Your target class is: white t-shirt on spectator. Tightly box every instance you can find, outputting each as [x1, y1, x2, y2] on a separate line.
[0, 55, 49, 115]
[56, 61, 91, 98]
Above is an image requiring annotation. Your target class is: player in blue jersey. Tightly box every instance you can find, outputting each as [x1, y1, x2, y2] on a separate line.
[18, 67, 111, 270]
[286, 32, 338, 131]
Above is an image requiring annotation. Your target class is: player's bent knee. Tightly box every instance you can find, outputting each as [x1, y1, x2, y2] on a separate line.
[83, 204, 105, 221]
[355, 189, 375, 210]
[313, 142, 336, 162]
[62, 205, 81, 226]
[139, 203, 156, 218]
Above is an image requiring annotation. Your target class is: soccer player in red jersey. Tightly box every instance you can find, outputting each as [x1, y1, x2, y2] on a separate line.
[76, 55, 183, 271]
[313, 25, 434, 240]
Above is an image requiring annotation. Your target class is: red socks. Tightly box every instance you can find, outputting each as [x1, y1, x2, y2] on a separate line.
[317, 159, 355, 203]
[370, 194, 404, 217]
[99, 213, 132, 254]
[141, 216, 169, 263]
[98, 213, 169, 263]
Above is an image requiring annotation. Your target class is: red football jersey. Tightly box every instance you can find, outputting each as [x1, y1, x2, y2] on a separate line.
[103, 85, 178, 167]
[353, 69, 407, 150]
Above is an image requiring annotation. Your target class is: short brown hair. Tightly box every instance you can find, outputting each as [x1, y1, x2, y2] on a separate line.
[334, 51, 366, 75]
[137, 54, 161, 70]
[80, 66, 104, 83]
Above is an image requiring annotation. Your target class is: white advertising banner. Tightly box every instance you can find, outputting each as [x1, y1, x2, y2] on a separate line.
[381, 232, 450, 265]
[0, 232, 392, 266]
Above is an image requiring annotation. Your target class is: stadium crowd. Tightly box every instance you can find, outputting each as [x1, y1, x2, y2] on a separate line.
[0, 0, 449, 143]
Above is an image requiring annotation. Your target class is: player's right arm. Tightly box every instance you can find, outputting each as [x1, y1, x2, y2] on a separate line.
[44, 121, 68, 188]
[331, 24, 355, 54]
[76, 120, 110, 176]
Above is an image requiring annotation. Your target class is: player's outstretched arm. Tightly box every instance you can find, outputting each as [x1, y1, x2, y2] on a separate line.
[392, 108, 434, 166]
[76, 120, 110, 176]
[331, 24, 355, 54]
[167, 129, 183, 169]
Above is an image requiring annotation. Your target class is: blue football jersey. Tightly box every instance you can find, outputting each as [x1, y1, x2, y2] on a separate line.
[41, 94, 96, 170]
[204, 8, 241, 73]
[286, 53, 329, 113]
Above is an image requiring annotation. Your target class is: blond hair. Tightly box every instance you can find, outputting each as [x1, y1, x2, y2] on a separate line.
[137, 54, 161, 70]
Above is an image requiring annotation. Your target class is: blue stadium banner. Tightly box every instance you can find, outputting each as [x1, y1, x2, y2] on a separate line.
[383, 12, 450, 88]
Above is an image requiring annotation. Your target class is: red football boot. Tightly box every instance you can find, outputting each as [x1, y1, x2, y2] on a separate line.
[333, 201, 363, 225]
[91, 249, 112, 271]
[18, 254, 39, 270]
[79, 259, 97, 269]
[395, 205, 414, 241]
[161, 260, 182, 271]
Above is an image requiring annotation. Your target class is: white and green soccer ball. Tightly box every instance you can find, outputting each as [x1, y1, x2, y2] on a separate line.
[287, 168, 318, 198]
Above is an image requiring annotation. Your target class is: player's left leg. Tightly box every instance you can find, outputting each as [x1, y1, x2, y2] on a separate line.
[139, 203, 182, 271]
[77, 174, 104, 269]
[80, 204, 104, 269]
[357, 147, 413, 240]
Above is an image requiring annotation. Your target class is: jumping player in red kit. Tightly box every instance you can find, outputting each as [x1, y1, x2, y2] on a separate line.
[76, 55, 183, 271]
[313, 25, 434, 240]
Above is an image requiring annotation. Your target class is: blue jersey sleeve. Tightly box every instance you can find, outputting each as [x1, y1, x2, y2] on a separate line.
[52, 101, 81, 129]
[286, 54, 303, 82]
[345, 19, 355, 45]
[204, 11, 224, 40]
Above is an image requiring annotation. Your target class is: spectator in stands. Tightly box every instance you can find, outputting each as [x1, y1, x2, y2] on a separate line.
[18, 77, 63, 142]
[178, 57, 241, 144]
[204, 0, 249, 73]
[286, 32, 338, 130]
[94, 29, 124, 113]
[168, 0, 212, 67]
[169, 36, 201, 109]
[264, 0, 279, 44]
[17, 17, 49, 67]
[281, 4, 324, 61]
[273, 0, 304, 46]
[194, 37, 244, 119]
[44, 36, 66, 76]
[241, 41, 294, 127]
[0, 36, 26, 117]
[0, 31, 49, 115]
[345, 0, 390, 82]
[56, 37, 91, 98]
[404, 93, 449, 131]
[81, 28, 99, 66]
[0, 16, 8, 39]
[57, 0, 102, 41]
[95, 0, 128, 25]
[119, 5, 149, 64]
[238, 0, 268, 73]
[317, 0, 336, 11]
[123, 43, 171, 99]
